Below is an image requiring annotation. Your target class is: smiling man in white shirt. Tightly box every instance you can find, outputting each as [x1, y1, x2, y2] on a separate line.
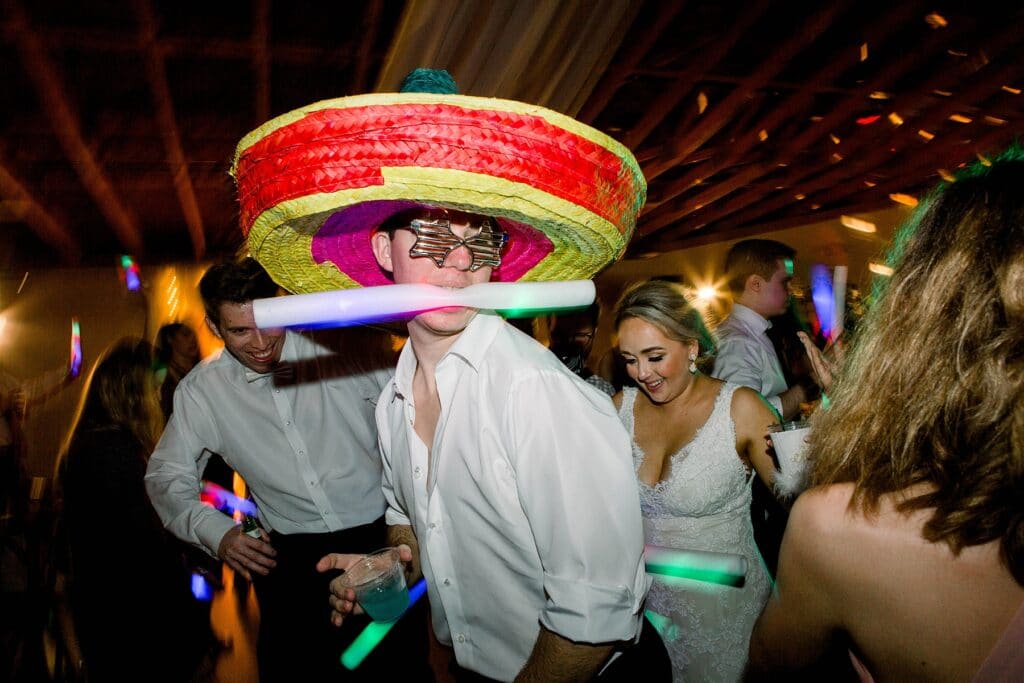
[143, 258, 419, 681]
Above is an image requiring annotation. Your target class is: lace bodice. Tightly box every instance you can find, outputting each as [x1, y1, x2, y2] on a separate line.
[621, 383, 752, 519]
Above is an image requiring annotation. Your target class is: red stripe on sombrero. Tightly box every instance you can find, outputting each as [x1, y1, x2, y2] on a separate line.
[235, 103, 641, 236]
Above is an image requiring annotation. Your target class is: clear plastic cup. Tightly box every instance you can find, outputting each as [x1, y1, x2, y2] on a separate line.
[339, 547, 409, 623]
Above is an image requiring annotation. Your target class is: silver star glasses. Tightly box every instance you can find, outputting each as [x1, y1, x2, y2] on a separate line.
[403, 216, 508, 271]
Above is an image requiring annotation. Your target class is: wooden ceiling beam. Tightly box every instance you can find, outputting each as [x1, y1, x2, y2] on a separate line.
[133, 0, 206, 260]
[644, 0, 851, 181]
[649, 12, 984, 242]
[0, 160, 80, 263]
[646, 2, 922, 210]
[625, 0, 769, 153]
[577, 0, 687, 125]
[4, 0, 144, 255]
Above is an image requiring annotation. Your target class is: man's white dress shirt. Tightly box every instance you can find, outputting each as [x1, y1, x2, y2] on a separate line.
[377, 311, 649, 681]
[712, 303, 787, 416]
[146, 329, 391, 556]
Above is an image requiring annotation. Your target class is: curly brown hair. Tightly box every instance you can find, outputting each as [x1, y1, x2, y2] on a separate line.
[808, 146, 1024, 585]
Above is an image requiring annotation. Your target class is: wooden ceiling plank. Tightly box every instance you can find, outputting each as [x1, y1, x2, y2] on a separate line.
[4, 0, 144, 255]
[645, 0, 852, 181]
[624, 0, 771, 152]
[654, 10, 985, 240]
[638, 162, 770, 237]
[0, 160, 81, 263]
[134, 0, 206, 260]
[647, 2, 924, 209]
[578, 0, 688, 125]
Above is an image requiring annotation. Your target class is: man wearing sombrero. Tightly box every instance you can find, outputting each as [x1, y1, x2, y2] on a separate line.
[234, 69, 670, 680]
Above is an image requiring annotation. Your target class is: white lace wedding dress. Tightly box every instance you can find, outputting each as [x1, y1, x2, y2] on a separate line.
[619, 384, 772, 682]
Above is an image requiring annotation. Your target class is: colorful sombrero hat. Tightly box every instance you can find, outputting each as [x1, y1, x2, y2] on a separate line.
[231, 69, 646, 293]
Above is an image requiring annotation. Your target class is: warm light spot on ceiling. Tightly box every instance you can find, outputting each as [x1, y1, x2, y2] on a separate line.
[840, 215, 877, 233]
[830, 133, 841, 144]
[809, 115, 824, 122]
[925, 12, 948, 28]
[938, 169, 957, 182]
[984, 115, 1007, 125]
[933, 89, 952, 97]
[831, 153, 843, 162]
[860, 43, 869, 61]
[917, 129, 935, 141]
[863, 180, 877, 188]
[888, 112, 904, 126]
[890, 193, 919, 207]
[810, 203, 821, 210]
[1002, 85, 1021, 95]
[977, 153, 992, 167]
[758, 129, 768, 141]
[947, 49, 968, 57]
[869, 262, 894, 276]
[794, 193, 806, 200]
[869, 91, 891, 100]
[697, 92, 708, 114]
[948, 114, 972, 123]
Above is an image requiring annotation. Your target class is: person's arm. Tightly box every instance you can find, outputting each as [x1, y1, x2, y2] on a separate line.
[144, 382, 236, 558]
[511, 372, 646, 679]
[776, 383, 807, 421]
[731, 386, 781, 492]
[387, 523, 421, 585]
[797, 331, 842, 394]
[515, 628, 615, 683]
[746, 490, 846, 679]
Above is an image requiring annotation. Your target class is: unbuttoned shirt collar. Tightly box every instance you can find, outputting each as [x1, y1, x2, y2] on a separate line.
[391, 310, 501, 401]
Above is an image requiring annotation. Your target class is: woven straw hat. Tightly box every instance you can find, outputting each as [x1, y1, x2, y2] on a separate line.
[231, 70, 646, 293]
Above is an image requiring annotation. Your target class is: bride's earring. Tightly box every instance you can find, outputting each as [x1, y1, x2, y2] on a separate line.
[688, 352, 697, 374]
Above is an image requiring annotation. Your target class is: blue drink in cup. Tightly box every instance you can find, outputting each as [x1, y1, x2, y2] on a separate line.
[342, 547, 409, 623]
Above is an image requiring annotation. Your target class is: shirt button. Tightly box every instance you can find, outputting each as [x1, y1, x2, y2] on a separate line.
[285, 420, 291, 425]
[428, 523, 436, 530]
[443, 578, 451, 586]
[414, 467, 422, 478]
[456, 634, 465, 643]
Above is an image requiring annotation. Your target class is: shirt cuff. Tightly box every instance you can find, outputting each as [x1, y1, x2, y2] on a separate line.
[384, 507, 411, 528]
[538, 563, 649, 644]
[196, 512, 238, 558]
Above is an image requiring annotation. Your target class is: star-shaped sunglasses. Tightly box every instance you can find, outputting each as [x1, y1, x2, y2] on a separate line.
[401, 216, 508, 271]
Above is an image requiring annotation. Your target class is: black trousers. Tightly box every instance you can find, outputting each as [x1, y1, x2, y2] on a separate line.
[251, 518, 431, 681]
[451, 615, 671, 682]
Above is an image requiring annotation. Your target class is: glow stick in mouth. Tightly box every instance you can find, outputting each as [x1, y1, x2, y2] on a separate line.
[253, 280, 596, 329]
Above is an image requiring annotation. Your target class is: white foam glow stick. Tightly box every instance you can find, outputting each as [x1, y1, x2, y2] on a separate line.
[832, 265, 848, 341]
[253, 280, 596, 329]
[644, 544, 748, 586]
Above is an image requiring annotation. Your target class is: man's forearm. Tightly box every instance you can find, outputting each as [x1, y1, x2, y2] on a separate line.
[386, 523, 421, 584]
[778, 383, 807, 420]
[515, 626, 615, 683]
